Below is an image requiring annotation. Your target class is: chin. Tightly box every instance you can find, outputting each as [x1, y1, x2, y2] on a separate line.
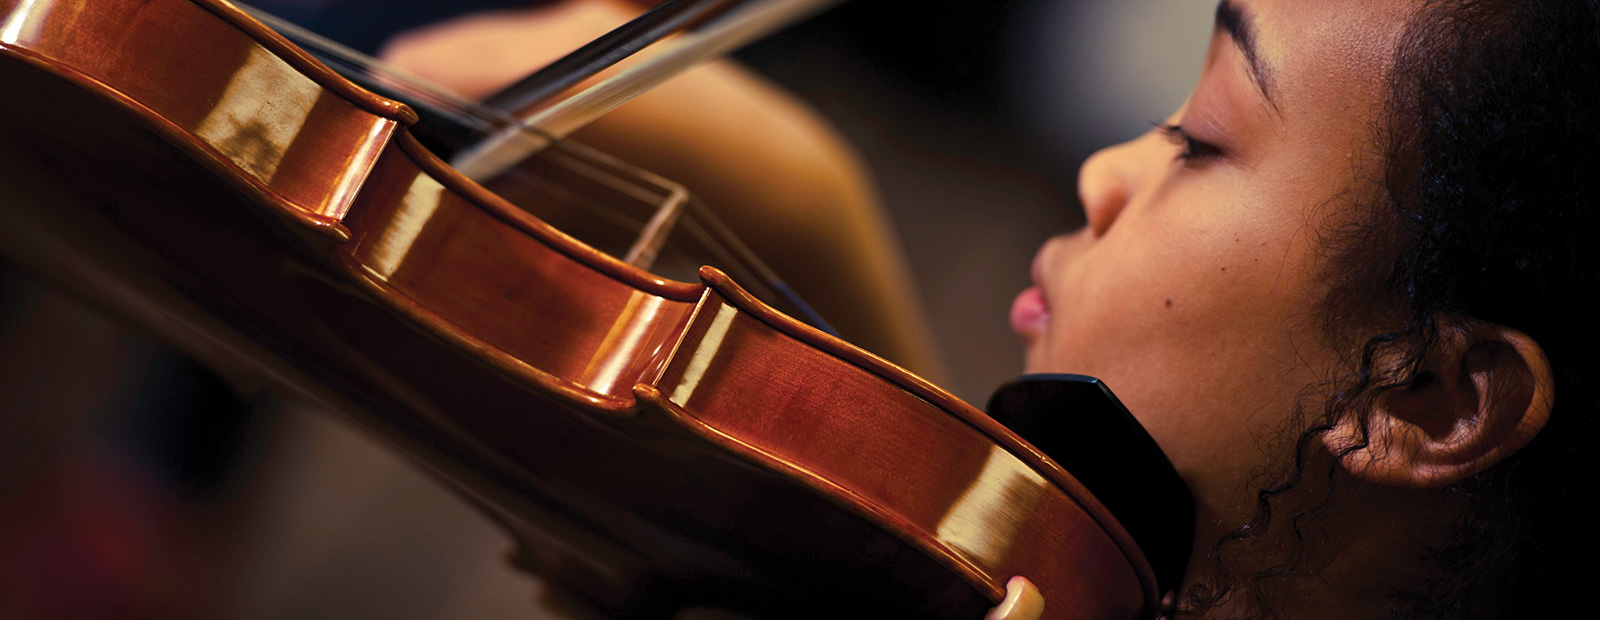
[1020, 344, 1047, 375]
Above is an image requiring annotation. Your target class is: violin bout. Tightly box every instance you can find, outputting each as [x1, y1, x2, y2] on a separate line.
[0, 0, 1164, 617]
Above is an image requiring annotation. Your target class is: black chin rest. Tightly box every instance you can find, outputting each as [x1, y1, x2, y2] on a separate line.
[985, 374, 1195, 596]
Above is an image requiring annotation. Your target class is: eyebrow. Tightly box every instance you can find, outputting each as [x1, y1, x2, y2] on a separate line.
[1215, 0, 1278, 109]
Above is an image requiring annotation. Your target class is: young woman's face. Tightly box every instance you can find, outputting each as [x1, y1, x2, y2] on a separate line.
[1012, 0, 1420, 524]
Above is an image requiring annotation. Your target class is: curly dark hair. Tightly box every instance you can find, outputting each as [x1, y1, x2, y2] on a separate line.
[1178, 1, 1600, 618]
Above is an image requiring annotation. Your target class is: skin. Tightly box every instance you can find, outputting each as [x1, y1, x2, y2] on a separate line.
[1010, 0, 1425, 611]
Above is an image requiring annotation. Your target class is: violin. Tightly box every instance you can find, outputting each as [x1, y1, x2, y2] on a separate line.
[0, 0, 1191, 617]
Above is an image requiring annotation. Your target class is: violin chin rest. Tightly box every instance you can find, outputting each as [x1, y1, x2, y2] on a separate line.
[985, 374, 1196, 596]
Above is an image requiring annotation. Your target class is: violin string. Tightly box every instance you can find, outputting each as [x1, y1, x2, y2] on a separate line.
[450, 0, 844, 183]
[481, 0, 738, 114]
[236, 1, 836, 333]
[237, 3, 525, 134]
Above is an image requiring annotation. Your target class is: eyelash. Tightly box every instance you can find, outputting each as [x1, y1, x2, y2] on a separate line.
[1156, 123, 1223, 163]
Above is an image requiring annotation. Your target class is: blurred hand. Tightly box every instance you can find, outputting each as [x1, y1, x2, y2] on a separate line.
[380, 0, 635, 100]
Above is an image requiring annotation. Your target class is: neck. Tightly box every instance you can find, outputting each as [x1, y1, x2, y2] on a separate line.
[1178, 475, 1462, 619]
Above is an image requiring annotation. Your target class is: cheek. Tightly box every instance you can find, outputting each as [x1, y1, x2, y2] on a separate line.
[1043, 191, 1312, 374]
[1030, 192, 1331, 506]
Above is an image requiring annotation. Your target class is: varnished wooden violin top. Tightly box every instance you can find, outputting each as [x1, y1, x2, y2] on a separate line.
[0, 0, 1184, 617]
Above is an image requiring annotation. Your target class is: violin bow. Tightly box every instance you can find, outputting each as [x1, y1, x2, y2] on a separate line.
[481, 0, 741, 114]
[451, 0, 845, 182]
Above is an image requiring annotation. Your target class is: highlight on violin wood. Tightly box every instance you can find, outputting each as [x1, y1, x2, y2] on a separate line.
[0, 0, 1166, 617]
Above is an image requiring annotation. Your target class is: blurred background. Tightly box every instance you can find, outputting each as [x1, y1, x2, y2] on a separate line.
[0, 0, 1211, 617]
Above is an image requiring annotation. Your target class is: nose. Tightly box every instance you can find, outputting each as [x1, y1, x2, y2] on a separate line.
[1076, 138, 1142, 238]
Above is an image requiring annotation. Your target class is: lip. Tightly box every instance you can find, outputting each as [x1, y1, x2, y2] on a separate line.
[1009, 241, 1053, 337]
[1009, 285, 1049, 337]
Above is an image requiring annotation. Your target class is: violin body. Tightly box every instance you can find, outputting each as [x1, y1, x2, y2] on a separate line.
[0, 0, 1157, 617]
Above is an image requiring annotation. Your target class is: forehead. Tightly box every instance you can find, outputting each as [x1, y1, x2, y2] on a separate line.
[1241, 0, 1419, 121]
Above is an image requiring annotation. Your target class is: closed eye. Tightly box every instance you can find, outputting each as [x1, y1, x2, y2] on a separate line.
[1157, 123, 1223, 164]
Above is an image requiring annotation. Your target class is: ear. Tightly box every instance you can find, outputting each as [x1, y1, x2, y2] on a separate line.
[1323, 323, 1554, 488]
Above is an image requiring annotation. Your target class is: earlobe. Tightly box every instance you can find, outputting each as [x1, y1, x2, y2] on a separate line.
[1324, 323, 1554, 489]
